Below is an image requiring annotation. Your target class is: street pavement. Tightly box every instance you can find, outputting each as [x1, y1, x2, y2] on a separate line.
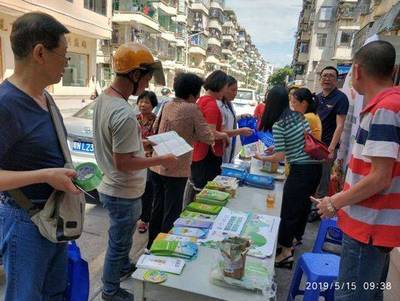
[0, 202, 320, 301]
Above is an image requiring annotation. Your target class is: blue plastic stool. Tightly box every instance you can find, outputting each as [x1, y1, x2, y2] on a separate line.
[287, 253, 340, 301]
[312, 218, 343, 254]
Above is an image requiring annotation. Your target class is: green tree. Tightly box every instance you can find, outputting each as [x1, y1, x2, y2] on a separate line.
[267, 66, 294, 87]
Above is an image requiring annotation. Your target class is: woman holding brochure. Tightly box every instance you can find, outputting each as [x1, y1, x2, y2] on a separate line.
[148, 73, 214, 248]
[255, 86, 322, 269]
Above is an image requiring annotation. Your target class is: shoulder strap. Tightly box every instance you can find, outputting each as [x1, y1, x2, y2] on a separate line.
[44, 91, 72, 164]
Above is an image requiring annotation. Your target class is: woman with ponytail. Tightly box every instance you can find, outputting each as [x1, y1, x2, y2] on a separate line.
[290, 88, 322, 140]
[289, 87, 323, 245]
[256, 86, 322, 269]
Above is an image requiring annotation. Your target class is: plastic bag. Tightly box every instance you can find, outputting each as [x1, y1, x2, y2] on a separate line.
[238, 117, 259, 145]
[210, 259, 276, 298]
[65, 241, 89, 301]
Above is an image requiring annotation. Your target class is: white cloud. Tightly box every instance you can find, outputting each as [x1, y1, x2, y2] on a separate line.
[227, 0, 302, 67]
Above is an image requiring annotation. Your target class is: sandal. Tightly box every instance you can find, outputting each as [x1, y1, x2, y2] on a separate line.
[293, 239, 303, 247]
[275, 254, 294, 269]
[138, 221, 148, 233]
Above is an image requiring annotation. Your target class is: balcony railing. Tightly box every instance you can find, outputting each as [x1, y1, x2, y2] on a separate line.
[158, 11, 177, 32]
[153, 0, 178, 7]
[190, 34, 208, 50]
[337, 3, 357, 19]
[113, 0, 158, 21]
[192, 0, 210, 6]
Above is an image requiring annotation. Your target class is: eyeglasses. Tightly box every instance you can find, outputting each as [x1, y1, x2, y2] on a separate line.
[321, 74, 337, 79]
[50, 50, 71, 62]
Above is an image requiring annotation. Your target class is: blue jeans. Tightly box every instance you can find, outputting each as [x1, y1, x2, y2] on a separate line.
[335, 233, 391, 301]
[0, 199, 67, 301]
[100, 193, 142, 295]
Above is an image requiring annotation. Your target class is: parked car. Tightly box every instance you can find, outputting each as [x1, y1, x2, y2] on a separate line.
[64, 97, 138, 202]
[231, 88, 258, 117]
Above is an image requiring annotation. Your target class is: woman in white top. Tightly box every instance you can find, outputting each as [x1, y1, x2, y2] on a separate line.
[217, 76, 253, 162]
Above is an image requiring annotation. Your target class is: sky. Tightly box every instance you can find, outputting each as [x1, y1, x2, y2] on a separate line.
[227, 0, 303, 68]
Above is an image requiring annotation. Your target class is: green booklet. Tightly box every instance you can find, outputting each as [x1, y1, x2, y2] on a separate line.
[186, 202, 223, 215]
[150, 239, 198, 260]
[180, 210, 217, 221]
[195, 196, 229, 206]
[196, 189, 230, 201]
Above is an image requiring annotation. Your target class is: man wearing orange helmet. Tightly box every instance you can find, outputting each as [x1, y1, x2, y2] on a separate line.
[93, 43, 177, 301]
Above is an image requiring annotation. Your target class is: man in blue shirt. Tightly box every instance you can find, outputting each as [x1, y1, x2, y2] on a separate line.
[316, 66, 349, 197]
[0, 12, 80, 300]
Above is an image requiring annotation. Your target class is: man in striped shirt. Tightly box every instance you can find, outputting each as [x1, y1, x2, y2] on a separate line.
[314, 41, 400, 300]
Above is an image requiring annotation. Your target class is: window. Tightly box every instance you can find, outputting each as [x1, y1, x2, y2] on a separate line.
[101, 65, 111, 88]
[339, 31, 353, 46]
[316, 33, 327, 47]
[300, 42, 309, 53]
[319, 7, 333, 21]
[112, 26, 120, 44]
[295, 64, 305, 75]
[178, 0, 186, 14]
[236, 90, 253, 100]
[63, 53, 89, 87]
[84, 0, 107, 15]
[74, 102, 96, 119]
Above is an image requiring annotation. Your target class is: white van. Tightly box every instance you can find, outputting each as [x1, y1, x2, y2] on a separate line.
[232, 88, 257, 117]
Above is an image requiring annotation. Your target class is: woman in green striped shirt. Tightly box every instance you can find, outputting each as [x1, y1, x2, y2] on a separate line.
[255, 86, 322, 269]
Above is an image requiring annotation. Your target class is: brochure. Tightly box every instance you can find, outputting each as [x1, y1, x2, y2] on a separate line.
[169, 227, 209, 239]
[242, 141, 265, 157]
[155, 232, 197, 243]
[136, 254, 185, 275]
[150, 239, 198, 260]
[148, 131, 193, 157]
[173, 218, 213, 229]
[186, 202, 223, 215]
[195, 189, 230, 206]
[198, 208, 250, 247]
[180, 210, 217, 221]
[241, 214, 281, 258]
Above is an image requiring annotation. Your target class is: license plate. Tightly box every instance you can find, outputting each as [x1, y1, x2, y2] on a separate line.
[73, 141, 94, 153]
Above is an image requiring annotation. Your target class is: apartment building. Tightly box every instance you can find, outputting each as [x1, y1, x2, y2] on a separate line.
[353, 0, 400, 64]
[187, 0, 209, 77]
[292, 0, 360, 91]
[205, 0, 223, 73]
[101, 0, 267, 92]
[0, 0, 112, 109]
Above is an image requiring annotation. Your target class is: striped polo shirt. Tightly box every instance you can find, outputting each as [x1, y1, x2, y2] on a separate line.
[337, 87, 400, 247]
[273, 110, 316, 164]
